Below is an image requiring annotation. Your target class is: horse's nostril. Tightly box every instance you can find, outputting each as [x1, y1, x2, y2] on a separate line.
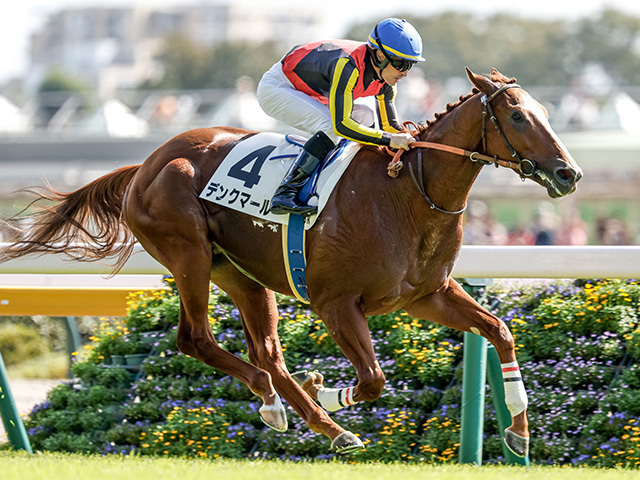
[554, 167, 578, 186]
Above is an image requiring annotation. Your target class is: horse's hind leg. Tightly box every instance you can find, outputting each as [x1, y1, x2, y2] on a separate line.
[211, 261, 362, 453]
[124, 158, 285, 430]
[172, 256, 289, 430]
[404, 278, 530, 457]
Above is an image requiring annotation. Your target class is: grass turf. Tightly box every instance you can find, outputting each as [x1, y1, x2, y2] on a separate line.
[3, 451, 640, 480]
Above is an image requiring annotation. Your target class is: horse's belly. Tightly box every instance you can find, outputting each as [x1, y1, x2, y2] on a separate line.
[360, 268, 452, 316]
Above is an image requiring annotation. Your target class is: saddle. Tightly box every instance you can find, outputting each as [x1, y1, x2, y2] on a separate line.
[199, 132, 359, 228]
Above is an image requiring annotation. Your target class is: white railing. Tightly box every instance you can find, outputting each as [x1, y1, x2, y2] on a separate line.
[1, 244, 639, 280]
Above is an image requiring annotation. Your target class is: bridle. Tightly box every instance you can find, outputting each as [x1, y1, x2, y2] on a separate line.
[480, 84, 536, 178]
[386, 83, 537, 215]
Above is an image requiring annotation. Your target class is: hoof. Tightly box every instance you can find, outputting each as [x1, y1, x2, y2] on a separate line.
[331, 431, 364, 455]
[291, 370, 312, 387]
[504, 429, 529, 458]
[291, 370, 323, 389]
[259, 394, 288, 432]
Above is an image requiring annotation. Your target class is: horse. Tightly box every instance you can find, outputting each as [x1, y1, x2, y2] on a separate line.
[1, 67, 582, 456]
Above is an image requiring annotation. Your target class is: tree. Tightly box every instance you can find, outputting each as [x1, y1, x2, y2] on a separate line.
[345, 9, 640, 87]
[146, 9, 640, 90]
[38, 67, 89, 94]
[573, 9, 640, 85]
[141, 35, 281, 90]
[142, 34, 215, 90]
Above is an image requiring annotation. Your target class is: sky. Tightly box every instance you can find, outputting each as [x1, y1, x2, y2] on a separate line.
[2, 0, 640, 83]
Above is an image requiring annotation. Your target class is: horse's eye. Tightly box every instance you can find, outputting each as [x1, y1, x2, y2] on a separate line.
[511, 111, 524, 123]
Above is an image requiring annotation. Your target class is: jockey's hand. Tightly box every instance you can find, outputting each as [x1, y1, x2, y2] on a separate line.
[389, 132, 415, 151]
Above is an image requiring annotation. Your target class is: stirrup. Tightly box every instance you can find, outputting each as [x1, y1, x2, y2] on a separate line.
[270, 198, 317, 216]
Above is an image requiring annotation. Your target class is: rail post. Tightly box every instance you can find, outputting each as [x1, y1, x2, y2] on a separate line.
[62, 316, 82, 378]
[0, 350, 33, 453]
[458, 278, 529, 466]
[459, 329, 487, 464]
[458, 279, 490, 464]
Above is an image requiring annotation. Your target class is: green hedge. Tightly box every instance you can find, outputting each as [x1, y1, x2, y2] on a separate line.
[20, 277, 640, 467]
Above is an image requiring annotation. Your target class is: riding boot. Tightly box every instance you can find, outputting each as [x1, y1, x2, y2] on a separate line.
[270, 131, 335, 216]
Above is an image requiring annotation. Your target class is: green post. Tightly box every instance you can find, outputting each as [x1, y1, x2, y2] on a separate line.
[459, 280, 491, 464]
[459, 330, 488, 464]
[63, 317, 82, 378]
[0, 351, 33, 453]
[486, 345, 530, 466]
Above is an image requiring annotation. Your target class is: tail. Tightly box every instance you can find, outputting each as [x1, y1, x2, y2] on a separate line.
[1, 164, 141, 273]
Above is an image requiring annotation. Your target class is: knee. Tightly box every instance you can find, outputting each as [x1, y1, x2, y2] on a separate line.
[357, 369, 386, 402]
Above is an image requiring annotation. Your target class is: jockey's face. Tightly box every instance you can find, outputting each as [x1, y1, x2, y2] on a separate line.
[375, 50, 409, 86]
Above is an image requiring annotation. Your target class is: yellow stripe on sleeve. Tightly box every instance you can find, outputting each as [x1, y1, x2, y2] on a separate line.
[329, 58, 385, 145]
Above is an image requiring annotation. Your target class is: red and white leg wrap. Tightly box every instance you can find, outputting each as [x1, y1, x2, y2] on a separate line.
[317, 386, 358, 412]
[501, 361, 528, 417]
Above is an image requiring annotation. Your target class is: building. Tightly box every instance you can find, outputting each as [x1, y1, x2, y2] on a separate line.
[26, 2, 328, 96]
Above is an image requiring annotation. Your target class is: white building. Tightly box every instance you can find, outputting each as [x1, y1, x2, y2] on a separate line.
[26, 2, 328, 96]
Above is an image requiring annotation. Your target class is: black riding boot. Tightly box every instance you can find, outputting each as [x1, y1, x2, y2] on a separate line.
[270, 131, 335, 215]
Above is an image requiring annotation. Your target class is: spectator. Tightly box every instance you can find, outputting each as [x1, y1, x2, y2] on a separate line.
[530, 202, 561, 245]
[596, 216, 631, 245]
[506, 227, 536, 245]
[555, 209, 588, 245]
[462, 200, 508, 245]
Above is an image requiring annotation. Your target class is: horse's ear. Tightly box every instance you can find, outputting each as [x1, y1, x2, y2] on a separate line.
[490, 67, 515, 84]
[465, 67, 496, 96]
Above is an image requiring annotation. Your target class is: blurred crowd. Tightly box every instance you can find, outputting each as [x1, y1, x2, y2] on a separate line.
[462, 200, 636, 246]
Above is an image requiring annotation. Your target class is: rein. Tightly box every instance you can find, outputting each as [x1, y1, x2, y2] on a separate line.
[385, 84, 537, 215]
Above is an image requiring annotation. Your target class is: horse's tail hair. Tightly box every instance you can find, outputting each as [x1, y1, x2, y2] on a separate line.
[1, 164, 141, 274]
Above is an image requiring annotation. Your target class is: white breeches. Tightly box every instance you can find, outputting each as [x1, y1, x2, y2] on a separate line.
[257, 62, 375, 143]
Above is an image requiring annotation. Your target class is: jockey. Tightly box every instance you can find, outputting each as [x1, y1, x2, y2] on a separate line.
[257, 18, 425, 215]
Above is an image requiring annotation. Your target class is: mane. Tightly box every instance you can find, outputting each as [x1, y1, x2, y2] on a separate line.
[417, 70, 518, 134]
[422, 89, 478, 130]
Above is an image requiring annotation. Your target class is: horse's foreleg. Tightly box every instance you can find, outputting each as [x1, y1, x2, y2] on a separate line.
[404, 278, 529, 457]
[314, 297, 386, 407]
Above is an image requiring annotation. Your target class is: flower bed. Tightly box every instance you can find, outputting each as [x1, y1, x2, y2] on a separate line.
[21, 277, 640, 466]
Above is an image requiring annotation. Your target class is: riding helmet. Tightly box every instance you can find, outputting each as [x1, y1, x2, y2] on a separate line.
[367, 18, 425, 62]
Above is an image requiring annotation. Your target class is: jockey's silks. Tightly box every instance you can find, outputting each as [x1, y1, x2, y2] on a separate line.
[281, 41, 402, 146]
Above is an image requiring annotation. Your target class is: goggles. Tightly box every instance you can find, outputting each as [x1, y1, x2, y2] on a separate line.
[374, 26, 416, 72]
[387, 56, 415, 72]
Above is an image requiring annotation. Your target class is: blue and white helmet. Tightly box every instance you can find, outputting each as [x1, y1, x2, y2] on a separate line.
[367, 18, 425, 63]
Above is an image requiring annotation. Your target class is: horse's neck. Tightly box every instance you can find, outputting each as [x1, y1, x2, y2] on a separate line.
[417, 95, 484, 212]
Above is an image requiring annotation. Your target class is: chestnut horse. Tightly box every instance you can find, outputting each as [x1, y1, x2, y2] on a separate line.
[1, 68, 581, 456]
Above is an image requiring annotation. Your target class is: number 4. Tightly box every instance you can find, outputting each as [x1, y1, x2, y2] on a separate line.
[228, 145, 277, 189]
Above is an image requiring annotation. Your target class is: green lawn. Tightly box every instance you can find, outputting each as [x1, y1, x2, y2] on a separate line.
[2, 451, 640, 480]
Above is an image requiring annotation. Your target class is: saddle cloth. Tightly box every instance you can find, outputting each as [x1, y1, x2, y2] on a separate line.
[199, 132, 360, 229]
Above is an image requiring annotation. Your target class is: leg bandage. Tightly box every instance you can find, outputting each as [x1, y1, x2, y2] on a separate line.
[317, 387, 358, 412]
[501, 361, 528, 417]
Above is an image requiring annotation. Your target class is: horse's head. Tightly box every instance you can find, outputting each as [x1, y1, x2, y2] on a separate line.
[465, 67, 582, 198]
